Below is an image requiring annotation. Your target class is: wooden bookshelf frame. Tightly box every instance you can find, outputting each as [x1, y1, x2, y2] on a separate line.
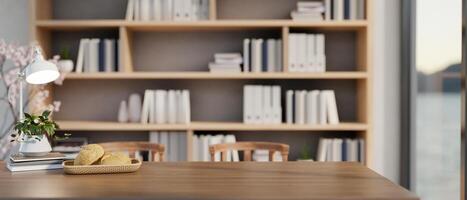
[30, 0, 373, 165]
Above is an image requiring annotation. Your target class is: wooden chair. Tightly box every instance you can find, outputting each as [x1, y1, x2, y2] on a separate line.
[98, 142, 165, 162]
[209, 142, 289, 162]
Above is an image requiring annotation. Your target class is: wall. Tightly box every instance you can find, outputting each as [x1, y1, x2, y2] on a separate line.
[372, 0, 401, 183]
[0, 0, 29, 137]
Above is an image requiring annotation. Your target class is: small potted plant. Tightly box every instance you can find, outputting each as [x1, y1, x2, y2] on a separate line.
[297, 145, 314, 162]
[57, 47, 74, 73]
[12, 110, 67, 156]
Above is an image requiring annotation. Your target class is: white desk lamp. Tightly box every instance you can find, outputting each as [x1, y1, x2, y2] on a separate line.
[18, 46, 59, 120]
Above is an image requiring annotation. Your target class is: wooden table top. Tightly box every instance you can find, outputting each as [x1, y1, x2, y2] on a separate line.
[0, 162, 418, 200]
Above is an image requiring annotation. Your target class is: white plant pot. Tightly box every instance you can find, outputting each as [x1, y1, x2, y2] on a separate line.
[57, 60, 74, 73]
[19, 135, 52, 157]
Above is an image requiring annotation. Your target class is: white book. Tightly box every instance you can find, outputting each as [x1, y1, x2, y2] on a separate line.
[89, 39, 100, 73]
[141, 90, 153, 123]
[243, 85, 253, 123]
[178, 132, 187, 161]
[191, 0, 200, 21]
[253, 85, 263, 123]
[141, 0, 151, 21]
[309, 90, 320, 125]
[104, 39, 116, 72]
[266, 39, 276, 72]
[324, 0, 331, 20]
[152, 0, 163, 21]
[162, 0, 173, 21]
[83, 39, 91, 72]
[192, 135, 199, 161]
[173, 0, 184, 21]
[169, 132, 179, 161]
[350, 0, 357, 20]
[295, 90, 306, 124]
[251, 39, 258, 72]
[159, 131, 169, 159]
[272, 86, 281, 124]
[181, 90, 190, 123]
[332, 139, 343, 161]
[316, 34, 326, 72]
[288, 34, 297, 72]
[262, 86, 272, 123]
[253, 150, 269, 162]
[357, 0, 365, 20]
[306, 34, 316, 72]
[126, 0, 135, 20]
[255, 39, 263, 72]
[335, 0, 344, 20]
[305, 91, 313, 124]
[297, 34, 307, 72]
[275, 40, 282, 72]
[167, 90, 177, 124]
[325, 138, 333, 161]
[286, 90, 294, 124]
[75, 38, 88, 73]
[200, 135, 209, 161]
[316, 138, 327, 161]
[324, 90, 340, 124]
[175, 90, 183, 123]
[183, 0, 193, 20]
[243, 39, 250, 72]
[155, 90, 167, 124]
[201, 0, 209, 20]
[135, 0, 141, 20]
[359, 139, 365, 163]
[319, 90, 328, 125]
[6, 163, 63, 172]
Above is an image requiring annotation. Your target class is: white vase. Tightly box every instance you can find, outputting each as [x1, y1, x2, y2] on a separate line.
[57, 60, 74, 73]
[19, 135, 52, 157]
[118, 100, 129, 123]
[128, 93, 142, 123]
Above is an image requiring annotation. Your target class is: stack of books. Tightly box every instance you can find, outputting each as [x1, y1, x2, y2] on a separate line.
[243, 38, 282, 73]
[149, 131, 187, 161]
[191, 134, 238, 162]
[286, 90, 339, 125]
[126, 0, 209, 21]
[243, 85, 282, 124]
[288, 33, 326, 72]
[75, 38, 120, 73]
[7, 153, 66, 172]
[140, 89, 191, 124]
[291, 1, 325, 21]
[209, 53, 242, 73]
[316, 138, 365, 163]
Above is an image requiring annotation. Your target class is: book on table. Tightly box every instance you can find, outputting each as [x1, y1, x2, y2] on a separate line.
[7, 152, 66, 172]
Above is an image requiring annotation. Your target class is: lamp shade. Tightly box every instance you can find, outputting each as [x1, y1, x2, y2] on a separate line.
[24, 50, 60, 85]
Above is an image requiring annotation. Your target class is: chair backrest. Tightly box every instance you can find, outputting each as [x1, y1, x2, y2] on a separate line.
[98, 142, 165, 162]
[209, 142, 289, 162]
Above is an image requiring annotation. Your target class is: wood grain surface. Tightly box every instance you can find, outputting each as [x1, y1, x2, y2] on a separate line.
[0, 162, 418, 200]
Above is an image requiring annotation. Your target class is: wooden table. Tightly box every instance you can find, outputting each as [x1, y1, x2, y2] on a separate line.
[0, 162, 418, 200]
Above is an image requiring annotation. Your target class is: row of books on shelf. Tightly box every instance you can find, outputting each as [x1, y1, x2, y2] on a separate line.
[316, 137, 365, 163]
[243, 38, 283, 73]
[243, 85, 282, 124]
[126, 0, 209, 21]
[288, 33, 326, 72]
[140, 89, 191, 124]
[291, 0, 365, 21]
[75, 38, 120, 73]
[286, 90, 339, 125]
[149, 131, 187, 161]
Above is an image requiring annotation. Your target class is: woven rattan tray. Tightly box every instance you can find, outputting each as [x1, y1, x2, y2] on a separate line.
[63, 159, 141, 175]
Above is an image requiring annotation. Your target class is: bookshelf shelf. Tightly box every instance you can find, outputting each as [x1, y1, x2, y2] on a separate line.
[64, 72, 368, 80]
[35, 20, 368, 31]
[56, 121, 368, 132]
